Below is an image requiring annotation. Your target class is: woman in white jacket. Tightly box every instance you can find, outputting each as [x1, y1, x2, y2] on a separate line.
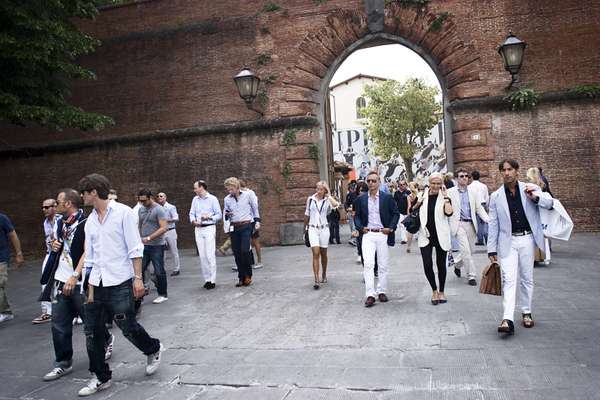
[415, 173, 454, 305]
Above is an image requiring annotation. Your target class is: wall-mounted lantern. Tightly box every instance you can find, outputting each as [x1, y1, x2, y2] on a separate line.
[233, 67, 263, 116]
[498, 32, 527, 89]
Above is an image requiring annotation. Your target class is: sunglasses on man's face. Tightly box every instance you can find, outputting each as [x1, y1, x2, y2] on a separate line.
[41, 206, 55, 210]
[458, 175, 469, 178]
[366, 179, 378, 183]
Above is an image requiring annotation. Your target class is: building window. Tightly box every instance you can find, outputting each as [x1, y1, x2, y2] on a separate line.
[356, 97, 366, 119]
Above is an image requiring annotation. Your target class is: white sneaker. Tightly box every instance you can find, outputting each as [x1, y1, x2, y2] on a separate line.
[231, 266, 238, 271]
[152, 296, 168, 304]
[356, 256, 362, 264]
[104, 334, 115, 361]
[253, 263, 264, 269]
[72, 316, 83, 325]
[78, 377, 111, 396]
[145, 343, 164, 376]
[0, 313, 15, 323]
[43, 366, 73, 381]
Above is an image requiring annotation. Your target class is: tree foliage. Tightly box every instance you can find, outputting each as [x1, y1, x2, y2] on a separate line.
[0, 1, 114, 131]
[362, 78, 441, 181]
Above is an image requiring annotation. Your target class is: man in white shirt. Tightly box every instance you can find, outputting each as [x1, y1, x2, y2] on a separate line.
[42, 189, 113, 382]
[157, 192, 181, 276]
[77, 173, 163, 397]
[189, 180, 222, 289]
[33, 198, 59, 324]
[469, 170, 490, 245]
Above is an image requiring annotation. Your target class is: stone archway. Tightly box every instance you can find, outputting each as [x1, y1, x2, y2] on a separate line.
[277, 4, 497, 243]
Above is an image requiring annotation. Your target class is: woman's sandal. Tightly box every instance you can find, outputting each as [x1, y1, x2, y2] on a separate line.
[438, 293, 447, 304]
[431, 291, 439, 305]
[313, 280, 320, 290]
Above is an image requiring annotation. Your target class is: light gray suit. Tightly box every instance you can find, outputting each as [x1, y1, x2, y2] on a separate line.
[487, 182, 553, 258]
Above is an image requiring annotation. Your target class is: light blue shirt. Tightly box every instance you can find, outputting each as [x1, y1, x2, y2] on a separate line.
[163, 202, 179, 229]
[223, 190, 260, 223]
[459, 187, 472, 221]
[189, 193, 222, 225]
[367, 192, 384, 230]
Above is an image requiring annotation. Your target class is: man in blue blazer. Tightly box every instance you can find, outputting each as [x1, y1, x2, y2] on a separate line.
[354, 171, 400, 307]
[488, 159, 554, 335]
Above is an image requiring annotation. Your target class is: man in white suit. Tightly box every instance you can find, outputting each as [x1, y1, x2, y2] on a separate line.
[488, 159, 554, 335]
[448, 168, 490, 286]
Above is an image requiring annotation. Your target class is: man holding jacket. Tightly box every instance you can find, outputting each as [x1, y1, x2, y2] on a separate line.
[488, 159, 554, 335]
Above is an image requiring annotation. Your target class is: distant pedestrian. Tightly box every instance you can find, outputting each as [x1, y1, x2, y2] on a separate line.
[469, 170, 490, 245]
[344, 181, 358, 246]
[137, 188, 169, 304]
[327, 196, 341, 245]
[0, 212, 24, 323]
[241, 180, 263, 270]
[223, 177, 260, 287]
[33, 198, 59, 324]
[189, 180, 222, 289]
[393, 180, 411, 245]
[156, 192, 181, 276]
[78, 173, 163, 396]
[303, 181, 339, 289]
[488, 160, 554, 335]
[415, 173, 453, 305]
[353, 172, 399, 307]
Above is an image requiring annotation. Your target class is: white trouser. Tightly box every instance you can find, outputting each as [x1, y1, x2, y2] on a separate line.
[362, 232, 389, 297]
[455, 221, 477, 279]
[500, 234, 535, 321]
[398, 214, 408, 242]
[195, 225, 217, 283]
[164, 229, 181, 271]
[41, 254, 52, 315]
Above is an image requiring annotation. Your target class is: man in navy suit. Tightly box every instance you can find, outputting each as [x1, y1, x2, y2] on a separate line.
[488, 159, 554, 335]
[354, 171, 400, 307]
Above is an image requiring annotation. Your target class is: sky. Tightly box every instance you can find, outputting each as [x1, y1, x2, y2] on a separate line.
[329, 44, 440, 90]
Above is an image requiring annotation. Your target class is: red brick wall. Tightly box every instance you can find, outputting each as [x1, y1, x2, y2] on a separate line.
[1, 0, 599, 255]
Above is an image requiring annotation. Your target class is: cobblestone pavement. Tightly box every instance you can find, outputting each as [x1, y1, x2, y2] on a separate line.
[1, 233, 599, 399]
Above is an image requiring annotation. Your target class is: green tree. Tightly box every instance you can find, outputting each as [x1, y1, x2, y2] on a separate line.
[362, 78, 441, 181]
[0, 1, 114, 131]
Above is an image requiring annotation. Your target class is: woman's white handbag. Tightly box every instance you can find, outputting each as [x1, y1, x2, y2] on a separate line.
[539, 198, 573, 241]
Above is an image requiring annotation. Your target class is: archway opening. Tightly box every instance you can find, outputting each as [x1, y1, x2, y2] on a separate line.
[320, 38, 451, 201]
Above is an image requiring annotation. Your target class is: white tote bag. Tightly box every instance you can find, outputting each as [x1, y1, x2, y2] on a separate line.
[539, 198, 573, 241]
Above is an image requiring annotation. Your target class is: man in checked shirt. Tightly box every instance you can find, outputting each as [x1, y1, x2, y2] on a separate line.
[223, 177, 260, 287]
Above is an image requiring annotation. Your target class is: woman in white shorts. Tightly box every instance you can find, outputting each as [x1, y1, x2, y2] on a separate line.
[303, 181, 339, 290]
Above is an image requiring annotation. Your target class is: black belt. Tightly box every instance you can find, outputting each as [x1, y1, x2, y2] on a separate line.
[460, 219, 472, 222]
[168, 227, 176, 231]
[512, 230, 532, 236]
[367, 228, 383, 232]
[199, 224, 215, 227]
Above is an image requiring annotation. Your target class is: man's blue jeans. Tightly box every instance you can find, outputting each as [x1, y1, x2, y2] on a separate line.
[142, 245, 167, 296]
[84, 280, 160, 383]
[52, 283, 111, 368]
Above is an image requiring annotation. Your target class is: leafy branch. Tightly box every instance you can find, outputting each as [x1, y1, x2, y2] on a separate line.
[504, 88, 540, 111]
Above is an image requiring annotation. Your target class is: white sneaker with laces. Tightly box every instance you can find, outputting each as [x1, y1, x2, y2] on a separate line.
[252, 263, 264, 269]
[78, 377, 111, 397]
[43, 366, 73, 381]
[152, 296, 168, 304]
[104, 334, 115, 361]
[0, 313, 15, 323]
[145, 343, 164, 375]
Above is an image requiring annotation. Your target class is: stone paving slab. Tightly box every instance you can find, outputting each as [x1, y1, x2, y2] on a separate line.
[0, 233, 598, 399]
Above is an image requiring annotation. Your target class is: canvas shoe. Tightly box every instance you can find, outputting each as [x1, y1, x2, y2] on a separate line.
[104, 334, 115, 361]
[44, 365, 73, 381]
[0, 313, 15, 323]
[252, 263, 264, 269]
[152, 296, 168, 304]
[145, 343, 164, 376]
[78, 377, 111, 396]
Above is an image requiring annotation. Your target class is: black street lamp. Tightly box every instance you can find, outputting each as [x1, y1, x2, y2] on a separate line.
[233, 67, 263, 115]
[498, 32, 527, 89]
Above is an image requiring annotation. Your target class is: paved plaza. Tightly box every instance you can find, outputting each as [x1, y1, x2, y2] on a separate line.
[1, 233, 599, 399]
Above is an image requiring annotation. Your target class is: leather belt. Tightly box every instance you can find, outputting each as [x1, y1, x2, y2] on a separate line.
[168, 227, 176, 231]
[309, 224, 328, 229]
[367, 228, 383, 232]
[231, 220, 252, 228]
[199, 224, 215, 227]
[512, 230, 532, 236]
[460, 219, 472, 222]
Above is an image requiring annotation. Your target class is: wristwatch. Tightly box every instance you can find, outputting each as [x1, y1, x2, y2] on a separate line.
[71, 271, 80, 279]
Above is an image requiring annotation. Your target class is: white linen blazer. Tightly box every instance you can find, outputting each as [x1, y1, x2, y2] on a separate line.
[448, 186, 490, 236]
[417, 189, 453, 251]
[487, 181, 554, 258]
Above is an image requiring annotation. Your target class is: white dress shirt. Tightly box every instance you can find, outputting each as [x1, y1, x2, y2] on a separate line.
[305, 194, 332, 226]
[84, 200, 144, 287]
[163, 202, 179, 229]
[469, 180, 490, 205]
[189, 193, 222, 225]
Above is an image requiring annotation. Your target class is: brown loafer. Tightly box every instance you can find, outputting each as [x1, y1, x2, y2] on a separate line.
[364, 296, 376, 307]
[235, 280, 244, 287]
[497, 319, 514, 334]
[378, 293, 388, 303]
[243, 277, 252, 286]
[522, 313, 534, 328]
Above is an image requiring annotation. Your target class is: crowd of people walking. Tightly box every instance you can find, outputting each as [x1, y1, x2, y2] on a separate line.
[0, 159, 565, 396]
